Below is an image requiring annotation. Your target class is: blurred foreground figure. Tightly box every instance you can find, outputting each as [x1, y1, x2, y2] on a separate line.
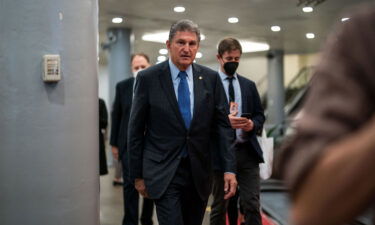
[277, 4, 375, 225]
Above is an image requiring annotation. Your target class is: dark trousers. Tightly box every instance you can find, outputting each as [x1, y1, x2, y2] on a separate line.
[227, 189, 240, 225]
[122, 158, 154, 225]
[122, 175, 139, 225]
[154, 157, 208, 225]
[210, 144, 261, 225]
[141, 198, 154, 225]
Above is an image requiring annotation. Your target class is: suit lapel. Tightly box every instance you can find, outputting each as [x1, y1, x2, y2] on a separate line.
[129, 77, 134, 106]
[158, 62, 187, 129]
[238, 76, 248, 113]
[191, 64, 205, 127]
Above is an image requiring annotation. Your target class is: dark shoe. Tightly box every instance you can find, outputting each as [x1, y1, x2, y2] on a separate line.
[113, 180, 123, 186]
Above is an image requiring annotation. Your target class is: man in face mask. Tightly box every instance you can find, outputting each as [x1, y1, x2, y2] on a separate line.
[110, 53, 154, 225]
[210, 38, 265, 225]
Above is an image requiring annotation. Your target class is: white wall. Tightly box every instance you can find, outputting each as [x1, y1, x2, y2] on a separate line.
[98, 64, 113, 165]
[238, 56, 268, 82]
[99, 65, 110, 108]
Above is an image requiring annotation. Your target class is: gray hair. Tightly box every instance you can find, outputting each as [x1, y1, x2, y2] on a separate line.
[168, 19, 201, 42]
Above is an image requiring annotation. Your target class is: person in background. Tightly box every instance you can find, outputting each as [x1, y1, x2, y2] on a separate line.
[276, 5, 375, 225]
[210, 37, 265, 225]
[112, 157, 123, 185]
[111, 53, 154, 225]
[128, 20, 237, 225]
[99, 98, 108, 176]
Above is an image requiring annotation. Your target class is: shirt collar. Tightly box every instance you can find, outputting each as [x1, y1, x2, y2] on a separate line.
[218, 68, 237, 82]
[169, 59, 193, 81]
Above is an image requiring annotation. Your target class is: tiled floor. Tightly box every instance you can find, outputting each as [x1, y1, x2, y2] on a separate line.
[99, 167, 212, 225]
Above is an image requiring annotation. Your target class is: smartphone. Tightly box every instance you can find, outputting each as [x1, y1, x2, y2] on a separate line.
[241, 113, 252, 119]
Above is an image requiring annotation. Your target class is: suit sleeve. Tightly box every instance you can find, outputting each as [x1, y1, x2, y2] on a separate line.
[128, 74, 148, 180]
[110, 83, 122, 147]
[213, 73, 236, 173]
[250, 82, 265, 134]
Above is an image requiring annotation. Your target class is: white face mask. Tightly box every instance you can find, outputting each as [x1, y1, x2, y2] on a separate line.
[133, 68, 144, 78]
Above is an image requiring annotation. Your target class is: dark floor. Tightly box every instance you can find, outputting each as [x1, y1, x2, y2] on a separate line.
[100, 167, 212, 225]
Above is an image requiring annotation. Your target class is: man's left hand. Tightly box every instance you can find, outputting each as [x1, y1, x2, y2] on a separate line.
[242, 119, 254, 132]
[223, 173, 237, 200]
[135, 178, 149, 198]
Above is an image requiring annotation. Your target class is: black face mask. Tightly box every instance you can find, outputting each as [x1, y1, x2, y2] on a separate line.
[223, 61, 239, 76]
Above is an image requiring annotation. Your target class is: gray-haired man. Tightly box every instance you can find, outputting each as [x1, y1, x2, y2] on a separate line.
[127, 19, 238, 225]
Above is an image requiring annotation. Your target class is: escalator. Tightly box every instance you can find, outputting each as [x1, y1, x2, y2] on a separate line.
[258, 66, 313, 116]
[259, 68, 373, 225]
[283, 66, 312, 116]
[260, 179, 290, 225]
[260, 179, 373, 225]
[260, 66, 313, 147]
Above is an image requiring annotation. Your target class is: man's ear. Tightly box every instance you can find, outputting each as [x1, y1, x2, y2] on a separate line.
[217, 54, 224, 64]
[166, 40, 170, 50]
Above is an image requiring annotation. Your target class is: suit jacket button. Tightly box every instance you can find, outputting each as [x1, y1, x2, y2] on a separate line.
[186, 136, 190, 140]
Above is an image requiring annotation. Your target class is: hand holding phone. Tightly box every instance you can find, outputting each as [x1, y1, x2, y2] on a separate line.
[241, 113, 252, 119]
[230, 102, 238, 115]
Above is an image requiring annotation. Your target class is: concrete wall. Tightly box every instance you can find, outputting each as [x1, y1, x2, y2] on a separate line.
[0, 0, 100, 224]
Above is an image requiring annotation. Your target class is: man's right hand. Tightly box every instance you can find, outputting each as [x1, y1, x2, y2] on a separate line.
[111, 146, 119, 160]
[135, 178, 149, 198]
[223, 173, 237, 200]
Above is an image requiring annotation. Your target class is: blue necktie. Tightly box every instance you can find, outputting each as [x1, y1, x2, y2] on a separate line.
[178, 71, 191, 129]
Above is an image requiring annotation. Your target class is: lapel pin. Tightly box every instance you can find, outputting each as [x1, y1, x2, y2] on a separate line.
[199, 76, 203, 80]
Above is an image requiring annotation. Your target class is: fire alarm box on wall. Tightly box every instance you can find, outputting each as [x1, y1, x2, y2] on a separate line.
[43, 55, 61, 82]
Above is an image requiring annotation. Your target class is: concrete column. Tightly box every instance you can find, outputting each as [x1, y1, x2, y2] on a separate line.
[106, 28, 132, 104]
[266, 50, 285, 129]
[0, 1, 99, 225]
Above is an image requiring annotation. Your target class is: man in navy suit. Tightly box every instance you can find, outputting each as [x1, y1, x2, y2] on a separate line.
[110, 53, 154, 225]
[128, 20, 238, 225]
[210, 37, 265, 225]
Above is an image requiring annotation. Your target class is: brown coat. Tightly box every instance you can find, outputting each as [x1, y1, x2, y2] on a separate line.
[276, 4, 375, 225]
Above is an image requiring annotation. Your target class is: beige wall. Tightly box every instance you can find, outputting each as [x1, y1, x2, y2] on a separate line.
[284, 53, 319, 86]
[237, 56, 268, 82]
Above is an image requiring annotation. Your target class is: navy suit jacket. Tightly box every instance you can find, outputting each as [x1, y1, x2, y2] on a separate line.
[213, 74, 265, 172]
[110, 77, 134, 159]
[127, 61, 236, 200]
[235, 74, 265, 162]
